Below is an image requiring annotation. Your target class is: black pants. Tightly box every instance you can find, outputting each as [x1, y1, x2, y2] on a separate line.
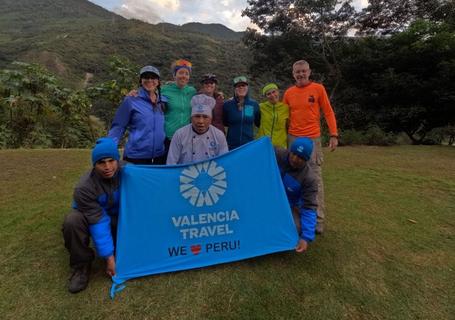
[124, 154, 167, 165]
[62, 209, 118, 268]
[123, 138, 171, 165]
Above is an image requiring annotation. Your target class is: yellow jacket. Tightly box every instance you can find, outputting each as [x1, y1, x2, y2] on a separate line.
[256, 101, 289, 148]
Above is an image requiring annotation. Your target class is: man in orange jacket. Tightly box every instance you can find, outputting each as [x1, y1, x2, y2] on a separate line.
[283, 60, 339, 234]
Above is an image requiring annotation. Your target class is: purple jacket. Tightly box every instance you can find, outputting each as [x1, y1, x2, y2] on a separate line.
[198, 91, 225, 134]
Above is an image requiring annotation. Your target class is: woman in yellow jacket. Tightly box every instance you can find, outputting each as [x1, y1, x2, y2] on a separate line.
[256, 83, 289, 148]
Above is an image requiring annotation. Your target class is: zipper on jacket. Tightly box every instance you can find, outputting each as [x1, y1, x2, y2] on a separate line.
[148, 94, 157, 157]
[151, 102, 156, 157]
[181, 87, 185, 130]
[271, 104, 276, 142]
[240, 104, 244, 146]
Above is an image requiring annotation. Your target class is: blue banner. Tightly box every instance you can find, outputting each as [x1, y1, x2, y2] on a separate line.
[111, 137, 298, 297]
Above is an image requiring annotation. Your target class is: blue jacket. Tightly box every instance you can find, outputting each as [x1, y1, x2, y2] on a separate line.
[275, 148, 318, 242]
[223, 95, 260, 149]
[108, 87, 166, 159]
[72, 167, 121, 258]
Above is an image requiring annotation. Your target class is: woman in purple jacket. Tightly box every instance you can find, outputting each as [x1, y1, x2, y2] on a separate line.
[198, 73, 225, 133]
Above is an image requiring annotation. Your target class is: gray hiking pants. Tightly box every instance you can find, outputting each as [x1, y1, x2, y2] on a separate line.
[62, 209, 117, 268]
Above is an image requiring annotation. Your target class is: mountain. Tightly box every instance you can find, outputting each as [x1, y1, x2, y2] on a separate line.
[0, 0, 249, 91]
[180, 23, 244, 41]
[152, 22, 244, 41]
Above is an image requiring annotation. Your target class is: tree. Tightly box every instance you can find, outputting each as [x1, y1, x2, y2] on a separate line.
[0, 62, 55, 147]
[0, 62, 97, 148]
[356, 0, 455, 35]
[243, 0, 356, 96]
[338, 19, 455, 143]
[86, 56, 138, 126]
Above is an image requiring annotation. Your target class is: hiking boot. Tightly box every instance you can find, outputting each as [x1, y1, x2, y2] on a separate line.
[68, 264, 91, 293]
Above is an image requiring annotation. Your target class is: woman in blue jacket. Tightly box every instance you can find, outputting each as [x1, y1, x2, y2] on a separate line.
[223, 76, 260, 150]
[108, 65, 167, 164]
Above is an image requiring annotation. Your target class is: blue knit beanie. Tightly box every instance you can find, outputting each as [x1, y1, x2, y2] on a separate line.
[91, 137, 120, 166]
[290, 137, 313, 161]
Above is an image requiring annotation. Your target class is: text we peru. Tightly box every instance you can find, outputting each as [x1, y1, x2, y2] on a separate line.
[168, 240, 241, 257]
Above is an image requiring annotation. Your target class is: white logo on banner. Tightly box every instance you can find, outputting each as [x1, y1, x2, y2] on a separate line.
[180, 160, 227, 207]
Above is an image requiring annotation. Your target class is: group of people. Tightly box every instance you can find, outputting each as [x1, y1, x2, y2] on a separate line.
[62, 58, 339, 293]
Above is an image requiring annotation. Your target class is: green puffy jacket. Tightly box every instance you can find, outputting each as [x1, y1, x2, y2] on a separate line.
[161, 83, 197, 138]
[256, 101, 289, 148]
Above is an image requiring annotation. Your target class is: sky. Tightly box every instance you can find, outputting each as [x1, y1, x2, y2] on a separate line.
[89, 0, 368, 32]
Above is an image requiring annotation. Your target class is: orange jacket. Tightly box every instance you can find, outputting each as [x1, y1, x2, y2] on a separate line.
[283, 82, 338, 138]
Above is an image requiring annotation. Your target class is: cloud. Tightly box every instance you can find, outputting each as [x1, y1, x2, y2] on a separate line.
[112, 0, 252, 31]
[113, 0, 181, 24]
[99, 0, 366, 31]
[352, 0, 369, 10]
[159, 0, 252, 31]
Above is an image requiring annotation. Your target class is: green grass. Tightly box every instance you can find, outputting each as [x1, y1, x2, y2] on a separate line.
[0, 146, 454, 319]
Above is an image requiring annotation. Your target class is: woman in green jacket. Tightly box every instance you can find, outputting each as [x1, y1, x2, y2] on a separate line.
[256, 83, 289, 148]
[161, 59, 197, 148]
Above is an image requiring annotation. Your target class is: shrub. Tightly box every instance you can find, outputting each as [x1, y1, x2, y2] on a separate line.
[363, 126, 396, 146]
[340, 126, 397, 146]
[0, 124, 13, 149]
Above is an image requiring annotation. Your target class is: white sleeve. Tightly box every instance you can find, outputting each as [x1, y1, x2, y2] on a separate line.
[166, 131, 182, 165]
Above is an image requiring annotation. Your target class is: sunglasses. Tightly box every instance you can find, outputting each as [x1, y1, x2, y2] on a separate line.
[233, 76, 247, 84]
[141, 73, 159, 80]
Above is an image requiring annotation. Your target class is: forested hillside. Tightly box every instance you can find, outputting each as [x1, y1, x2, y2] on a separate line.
[0, 0, 249, 89]
[0, 0, 253, 149]
[179, 22, 244, 41]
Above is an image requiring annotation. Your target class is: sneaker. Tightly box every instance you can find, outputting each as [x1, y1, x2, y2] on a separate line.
[68, 264, 90, 293]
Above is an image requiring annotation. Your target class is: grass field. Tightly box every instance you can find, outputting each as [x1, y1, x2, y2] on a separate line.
[0, 146, 454, 319]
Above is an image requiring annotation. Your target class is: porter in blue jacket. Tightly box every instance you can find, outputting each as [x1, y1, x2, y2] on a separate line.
[275, 137, 318, 252]
[63, 138, 121, 293]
